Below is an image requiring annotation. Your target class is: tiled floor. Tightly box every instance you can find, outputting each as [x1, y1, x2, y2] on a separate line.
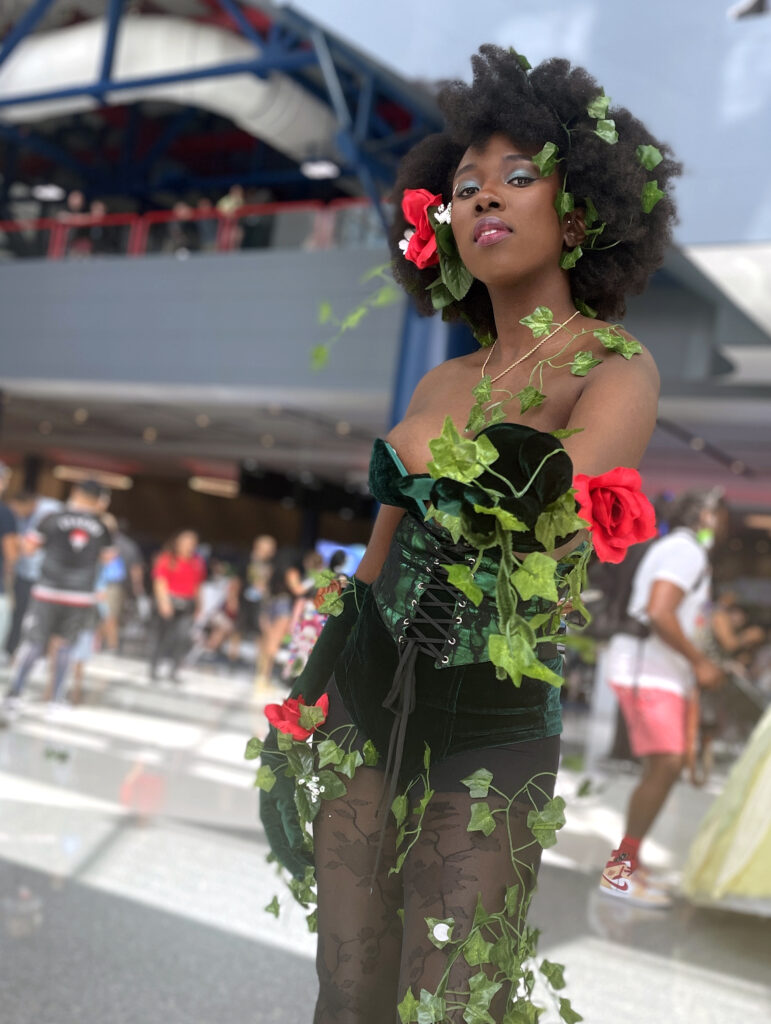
[0, 654, 768, 1023]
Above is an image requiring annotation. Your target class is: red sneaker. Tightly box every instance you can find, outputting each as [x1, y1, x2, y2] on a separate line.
[599, 854, 673, 909]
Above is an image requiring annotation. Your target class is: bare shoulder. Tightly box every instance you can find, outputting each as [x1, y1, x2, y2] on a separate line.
[407, 349, 483, 408]
[584, 323, 660, 397]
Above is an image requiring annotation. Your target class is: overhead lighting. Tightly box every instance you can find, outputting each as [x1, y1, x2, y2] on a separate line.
[745, 513, 771, 532]
[143, 427, 157, 444]
[53, 465, 133, 490]
[32, 183, 66, 202]
[300, 158, 341, 180]
[188, 476, 238, 499]
[336, 420, 351, 436]
[73, 408, 89, 424]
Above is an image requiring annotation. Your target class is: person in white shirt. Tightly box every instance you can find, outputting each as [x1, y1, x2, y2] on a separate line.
[599, 490, 726, 907]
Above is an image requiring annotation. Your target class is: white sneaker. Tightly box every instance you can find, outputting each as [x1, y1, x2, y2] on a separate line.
[599, 855, 673, 909]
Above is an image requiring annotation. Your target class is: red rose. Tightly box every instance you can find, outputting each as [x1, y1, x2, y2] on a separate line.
[401, 188, 443, 269]
[265, 693, 330, 740]
[573, 466, 657, 564]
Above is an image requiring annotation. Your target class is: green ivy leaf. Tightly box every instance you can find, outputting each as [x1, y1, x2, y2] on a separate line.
[514, 49, 532, 71]
[472, 374, 492, 404]
[471, 504, 529, 532]
[534, 491, 586, 551]
[489, 632, 564, 688]
[465, 401, 488, 435]
[418, 988, 446, 1023]
[505, 883, 521, 917]
[316, 738, 344, 768]
[540, 958, 567, 990]
[641, 179, 665, 213]
[516, 385, 546, 414]
[310, 344, 330, 371]
[503, 1004, 543, 1024]
[554, 189, 574, 219]
[636, 144, 663, 171]
[593, 326, 642, 359]
[423, 742, 432, 772]
[488, 403, 506, 425]
[317, 299, 333, 325]
[244, 736, 264, 760]
[586, 92, 610, 119]
[559, 245, 583, 270]
[440, 250, 474, 301]
[467, 801, 497, 837]
[559, 997, 584, 1023]
[371, 282, 400, 307]
[519, 305, 554, 338]
[294, 780, 321, 823]
[427, 416, 499, 482]
[527, 795, 567, 848]
[550, 427, 584, 440]
[574, 299, 597, 318]
[532, 141, 559, 178]
[472, 893, 491, 928]
[398, 987, 420, 1024]
[427, 277, 455, 310]
[299, 702, 326, 731]
[340, 306, 368, 332]
[460, 767, 494, 798]
[511, 551, 559, 602]
[594, 118, 618, 145]
[306, 909, 317, 933]
[286, 743, 314, 778]
[316, 590, 344, 616]
[425, 507, 463, 544]
[569, 350, 603, 377]
[466, 971, 504, 1021]
[264, 895, 280, 918]
[583, 196, 599, 227]
[317, 769, 347, 801]
[444, 563, 484, 607]
[276, 730, 295, 753]
[463, 931, 495, 968]
[339, 750, 364, 779]
[254, 764, 276, 792]
[392, 793, 409, 828]
[362, 739, 379, 766]
[425, 916, 455, 949]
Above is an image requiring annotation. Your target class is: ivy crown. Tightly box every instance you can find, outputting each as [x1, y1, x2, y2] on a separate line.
[389, 44, 681, 336]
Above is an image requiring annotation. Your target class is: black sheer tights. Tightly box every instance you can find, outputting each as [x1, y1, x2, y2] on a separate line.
[312, 691, 560, 1024]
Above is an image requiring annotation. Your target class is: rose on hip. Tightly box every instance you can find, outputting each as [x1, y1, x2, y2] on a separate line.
[573, 466, 657, 563]
[265, 693, 330, 740]
[401, 188, 443, 269]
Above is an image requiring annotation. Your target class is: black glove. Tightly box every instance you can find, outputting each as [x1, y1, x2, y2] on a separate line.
[259, 577, 370, 877]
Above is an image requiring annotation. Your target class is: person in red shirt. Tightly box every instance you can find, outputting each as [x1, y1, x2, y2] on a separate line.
[149, 530, 205, 682]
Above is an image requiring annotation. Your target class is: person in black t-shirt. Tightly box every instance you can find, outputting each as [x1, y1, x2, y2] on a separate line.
[3, 480, 115, 715]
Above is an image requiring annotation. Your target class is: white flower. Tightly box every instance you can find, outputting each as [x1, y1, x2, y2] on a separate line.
[319, 786, 326, 794]
[434, 202, 452, 225]
[398, 228, 415, 254]
[432, 923, 451, 942]
[298, 777, 306, 786]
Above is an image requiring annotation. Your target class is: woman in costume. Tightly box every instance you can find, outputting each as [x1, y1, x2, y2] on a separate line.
[250, 46, 679, 1023]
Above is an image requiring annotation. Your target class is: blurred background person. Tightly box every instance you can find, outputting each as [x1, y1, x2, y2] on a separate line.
[195, 197, 218, 251]
[216, 183, 244, 249]
[2, 480, 114, 717]
[188, 559, 240, 667]
[599, 490, 726, 907]
[164, 200, 201, 257]
[282, 547, 348, 682]
[148, 530, 205, 683]
[0, 463, 19, 659]
[236, 534, 276, 655]
[4, 491, 62, 657]
[96, 513, 126, 653]
[255, 544, 306, 690]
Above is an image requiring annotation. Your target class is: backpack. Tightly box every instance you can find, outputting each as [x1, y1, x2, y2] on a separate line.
[582, 539, 656, 641]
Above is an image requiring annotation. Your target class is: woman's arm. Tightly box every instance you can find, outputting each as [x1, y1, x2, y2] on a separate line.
[354, 504, 405, 584]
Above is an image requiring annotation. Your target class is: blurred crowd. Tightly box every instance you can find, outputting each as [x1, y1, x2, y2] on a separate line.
[0, 463, 351, 716]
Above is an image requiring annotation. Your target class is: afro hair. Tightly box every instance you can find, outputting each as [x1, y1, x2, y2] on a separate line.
[389, 45, 681, 335]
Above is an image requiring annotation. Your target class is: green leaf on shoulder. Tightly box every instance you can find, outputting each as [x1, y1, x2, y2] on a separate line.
[527, 795, 567, 848]
[472, 374, 493, 404]
[264, 895, 280, 918]
[516, 385, 546, 414]
[244, 736, 264, 760]
[519, 305, 554, 338]
[641, 179, 665, 213]
[593, 326, 643, 359]
[511, 551, 559, 602]
[636, 144, 663, 171]
[569, 350, 603, 377]
[559, 245, 583, 270]
[444, 563, 484, 607]
[574, 299, 598, 318]
[465, 400, 488, 435]
[460, 767, 494, 798]
[532, 141, 559, 178]
[427, 416, 499, 483]
[467, 801, 497, 837]
[254, 764, 276, 792]
[586, 92, 610, 119]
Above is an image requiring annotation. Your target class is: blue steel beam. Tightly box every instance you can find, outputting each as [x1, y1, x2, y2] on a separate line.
[0, 0, 57, 67]
[0, 53, 318, 110]
[215, 0, 265, 51]
[0, 123, 89, 178]
[97, 0, 125, 91]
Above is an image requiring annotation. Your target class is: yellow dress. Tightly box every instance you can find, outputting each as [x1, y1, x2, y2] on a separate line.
[683, 706, 771, 912]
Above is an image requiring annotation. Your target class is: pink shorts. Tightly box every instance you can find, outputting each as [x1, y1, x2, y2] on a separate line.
[610, 684, 688, 757]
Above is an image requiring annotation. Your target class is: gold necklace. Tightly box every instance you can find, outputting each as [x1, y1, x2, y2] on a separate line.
[481, 309, 581, 385]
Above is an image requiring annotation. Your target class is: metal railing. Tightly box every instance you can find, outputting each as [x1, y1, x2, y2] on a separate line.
[0, 197, 386, 261]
